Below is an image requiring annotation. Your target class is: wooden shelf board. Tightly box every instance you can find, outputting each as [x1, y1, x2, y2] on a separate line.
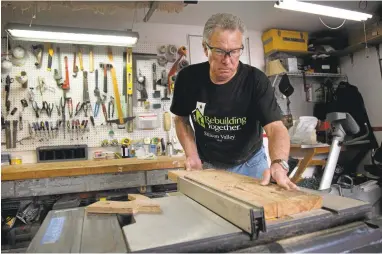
[1, 156, 185, 181]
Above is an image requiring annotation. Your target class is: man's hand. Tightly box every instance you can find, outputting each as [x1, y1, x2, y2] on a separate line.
[185, 155, 203, 171]
[260, 163, 299, 190]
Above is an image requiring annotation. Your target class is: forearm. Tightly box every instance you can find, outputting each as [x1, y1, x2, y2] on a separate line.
[174, 116, 199, 158]
[266, 122, 290, 161]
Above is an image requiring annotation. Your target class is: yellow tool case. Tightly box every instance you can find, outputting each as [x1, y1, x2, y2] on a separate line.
[262, 29, 309, 56]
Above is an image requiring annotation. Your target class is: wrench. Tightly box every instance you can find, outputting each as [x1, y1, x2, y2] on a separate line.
[73, 52, 78, 78]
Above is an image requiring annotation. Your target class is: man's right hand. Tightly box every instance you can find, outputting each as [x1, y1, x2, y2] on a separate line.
[185, 156, 203, 171]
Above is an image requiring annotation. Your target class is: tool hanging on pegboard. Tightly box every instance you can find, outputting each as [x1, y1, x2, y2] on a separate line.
[47, 44, 54, 71]
[126, 48, 134, 133]
[54, 47, 64, 86]
[168, 46, 187, 95]
[106, 47, 135, 128]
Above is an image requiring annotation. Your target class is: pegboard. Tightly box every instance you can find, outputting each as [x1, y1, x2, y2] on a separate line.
[1, 40, 182, 152]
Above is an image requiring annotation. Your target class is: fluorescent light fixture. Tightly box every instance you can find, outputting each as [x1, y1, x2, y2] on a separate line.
[5, 23, 139, 47]
[275, 0, 372, 22]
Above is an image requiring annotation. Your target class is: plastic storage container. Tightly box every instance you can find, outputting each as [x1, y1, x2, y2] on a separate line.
[137, 113, 159, 130]
[262, 29, 309, 56]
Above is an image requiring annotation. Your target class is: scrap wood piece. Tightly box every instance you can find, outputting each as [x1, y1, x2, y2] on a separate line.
[179, 170, 322, 220]
[86, 200, 161, 215]
[128, 194, 149, 201]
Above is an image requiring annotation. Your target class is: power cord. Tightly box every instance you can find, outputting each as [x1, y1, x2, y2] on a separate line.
[319, 17, 346, 30]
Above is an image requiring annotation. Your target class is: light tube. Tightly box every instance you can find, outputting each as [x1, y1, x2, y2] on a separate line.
[5, 23, 139, 47]
[275, 0, 372, 22]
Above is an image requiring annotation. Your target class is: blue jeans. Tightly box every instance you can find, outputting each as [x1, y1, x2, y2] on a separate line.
[202, 147, 269, 179]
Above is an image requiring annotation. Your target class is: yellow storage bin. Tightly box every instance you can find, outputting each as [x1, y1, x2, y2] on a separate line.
[262, 29, 309, 56]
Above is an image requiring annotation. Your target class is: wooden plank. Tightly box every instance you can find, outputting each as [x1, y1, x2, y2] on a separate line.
[178, 177, 254, 233]
[168, 170, 193, 183]
[2, 156, 185, 181]
[168, 169, 209, 183]
[128, 194, 149, 200]
[183, 170, 322, 220]
[27, 208, 85, 253]
[86, 200, 161, 214]
[81, 213, 127, 253]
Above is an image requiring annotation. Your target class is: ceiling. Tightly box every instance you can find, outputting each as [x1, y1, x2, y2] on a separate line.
[1, 1, 381, 33]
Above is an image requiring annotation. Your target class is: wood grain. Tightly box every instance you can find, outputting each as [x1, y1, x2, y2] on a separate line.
[86, 200, 161, 215]
[168, 169, 212, 183]
[128, 194, 150, 201]
[178, 170, 322, 220]
[2, 156, 185, 181]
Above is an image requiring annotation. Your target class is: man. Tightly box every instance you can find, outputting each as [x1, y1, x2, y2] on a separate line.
[170, 13, 298, 190]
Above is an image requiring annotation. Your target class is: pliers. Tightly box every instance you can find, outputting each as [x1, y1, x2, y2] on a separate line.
[94, 97, 101, 117]
[75, 102, 89, 117]
[41, 101, 54, 117]
[66, 98, 73, 118]
[32, 101, 40, 118]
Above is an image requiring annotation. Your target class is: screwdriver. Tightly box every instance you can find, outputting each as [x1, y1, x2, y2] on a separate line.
[90, 116, 97, 134]
[40, 121, 46, 140]
[45, 121, 50, 139]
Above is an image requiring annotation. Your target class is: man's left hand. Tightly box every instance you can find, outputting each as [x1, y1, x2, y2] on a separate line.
[260, 163, 299, 190]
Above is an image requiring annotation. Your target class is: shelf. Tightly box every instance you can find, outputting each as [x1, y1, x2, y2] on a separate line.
[330, 35, 382, 57]
[265, 35, 382, 59]
[265, 49, 314, 58]
[268, 72, 346, 78]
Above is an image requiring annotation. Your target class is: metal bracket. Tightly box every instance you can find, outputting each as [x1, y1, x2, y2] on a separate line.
[250, 208, 267, 240]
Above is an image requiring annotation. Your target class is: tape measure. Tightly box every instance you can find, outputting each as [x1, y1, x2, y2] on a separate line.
[151, 137, 159, 144]
[121, 138, 131, 146]
[143, 137, 151, 145]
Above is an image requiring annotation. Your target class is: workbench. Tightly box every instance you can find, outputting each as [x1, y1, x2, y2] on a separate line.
[26, 191, 381, 253]
[290, 140, 371, 183]
[1, 156, 185, 198]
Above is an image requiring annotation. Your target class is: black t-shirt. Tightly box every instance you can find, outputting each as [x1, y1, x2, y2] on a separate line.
[170, 61, 282, 167]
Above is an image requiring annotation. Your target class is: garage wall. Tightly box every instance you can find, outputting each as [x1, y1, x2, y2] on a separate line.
[1, 9, 265, 70]
[1, 8, 265, 164]
[340, 44, 382, 145]
[340, 44, 382, 173]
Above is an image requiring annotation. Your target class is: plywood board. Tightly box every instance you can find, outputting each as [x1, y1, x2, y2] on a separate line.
[86, 200, 161, 214]
[173, 170, 322, 220]
[2, 156, 185, 181]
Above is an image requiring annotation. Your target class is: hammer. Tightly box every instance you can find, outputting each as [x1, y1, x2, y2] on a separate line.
[100, 63, 112, 94]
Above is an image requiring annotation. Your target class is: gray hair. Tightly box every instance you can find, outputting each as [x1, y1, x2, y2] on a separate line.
[202, 13, 247, 44]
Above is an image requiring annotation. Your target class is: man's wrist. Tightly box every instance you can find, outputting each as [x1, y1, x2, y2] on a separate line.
[271, 159, 289, 172]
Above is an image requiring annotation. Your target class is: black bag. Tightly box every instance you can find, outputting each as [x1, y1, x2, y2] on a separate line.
[326, 81, 378, 148]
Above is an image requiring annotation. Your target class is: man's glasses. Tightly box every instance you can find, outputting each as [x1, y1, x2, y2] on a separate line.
[205, 42, 244, 58]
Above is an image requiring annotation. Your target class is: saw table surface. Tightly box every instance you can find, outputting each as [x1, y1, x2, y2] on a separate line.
[27, 191, 371, 253]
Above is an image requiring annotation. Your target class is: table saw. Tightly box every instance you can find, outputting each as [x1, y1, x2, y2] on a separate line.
[27, 189, 382, 253]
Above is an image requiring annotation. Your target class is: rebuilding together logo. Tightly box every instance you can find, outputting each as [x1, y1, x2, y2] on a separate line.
[192, 102, 247, 132]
